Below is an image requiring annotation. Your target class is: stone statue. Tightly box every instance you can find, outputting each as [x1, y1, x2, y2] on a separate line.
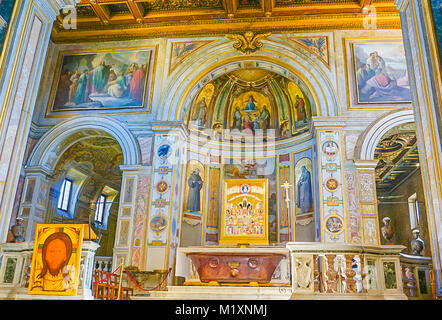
[11, 218, 25, 243]
[410, 228, 425, 255]
[381, 216, 394, 244]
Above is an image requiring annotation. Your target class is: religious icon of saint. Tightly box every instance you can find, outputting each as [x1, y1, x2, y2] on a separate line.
[35, 232, 75, 292]
[296, 166, 313, 214]
[295, 95, 306, 122]
[186, 168, 203, 212]
[244, 95, 257, 111]
[259, 105, 271, 130]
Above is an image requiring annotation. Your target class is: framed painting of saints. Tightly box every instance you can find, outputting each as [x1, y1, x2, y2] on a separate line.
[220, 179, 269, 245]
[28, 224, 84, 296]
[46, 47, 157, 117]
[346, 39, 411, 107]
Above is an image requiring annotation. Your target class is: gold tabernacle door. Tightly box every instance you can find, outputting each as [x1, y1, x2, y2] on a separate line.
[220, 179, 269, 245]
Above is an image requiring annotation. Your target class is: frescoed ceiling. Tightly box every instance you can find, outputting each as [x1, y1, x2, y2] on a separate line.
[52, 0, 400, 42]
[374, 123, 420, 194]
[54, 136, 124, 186]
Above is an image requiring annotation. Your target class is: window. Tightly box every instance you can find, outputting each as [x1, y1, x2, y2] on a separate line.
[408, 193, 420, 230]
[94, 194, 107, 224]
[57, 178, 72, 211]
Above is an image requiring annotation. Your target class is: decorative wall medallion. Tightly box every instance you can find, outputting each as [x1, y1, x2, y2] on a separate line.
[321, 140, 339, 159]
[157, 144, 172, 160]
[325, 213, 344, 237]
[324, 197, 342, 206]
[240, 184, 251, 194]
[156, 166, 173, 175]
[323, 163, 339, 172]
[152, 199, 169, 208]
[325, 178, 339, 192]
[150, 214, 168, 235]
[156, 180, 169, 194]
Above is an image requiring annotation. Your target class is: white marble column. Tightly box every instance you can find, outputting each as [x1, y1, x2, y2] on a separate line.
[395, 0, 442, 297]
[312, 119, 348, 243]
[17, 166, 52, 241]
[0, 0, 79, 243]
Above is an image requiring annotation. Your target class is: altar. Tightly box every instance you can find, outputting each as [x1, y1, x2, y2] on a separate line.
[175, 246, 291, 286]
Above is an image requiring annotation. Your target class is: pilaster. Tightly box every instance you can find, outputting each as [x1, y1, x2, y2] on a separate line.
[354, 160, 381, 246]
[0, 0, 80, 242]
[312, 118, 348, 243]
[395, 0, 442, 297]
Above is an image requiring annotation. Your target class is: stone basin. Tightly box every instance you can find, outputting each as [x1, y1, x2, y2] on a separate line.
[187, 252, 285, 284]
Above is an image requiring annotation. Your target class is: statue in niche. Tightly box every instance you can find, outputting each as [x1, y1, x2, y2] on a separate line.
[296, 165, 313, 214]
[186, 168, 203, 212]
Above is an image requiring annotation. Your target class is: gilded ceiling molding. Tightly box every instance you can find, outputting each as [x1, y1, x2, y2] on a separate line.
[225, 31, 271, 54]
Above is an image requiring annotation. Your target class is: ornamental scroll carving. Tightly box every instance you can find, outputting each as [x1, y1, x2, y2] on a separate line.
[359, 173, 375, 203]
[225, 31, 271, 54]
[294, 256, 313, 291]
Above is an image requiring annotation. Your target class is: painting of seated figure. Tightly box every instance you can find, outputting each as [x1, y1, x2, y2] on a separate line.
[48, 48, 155, 115]
[351, 41, 412, 104]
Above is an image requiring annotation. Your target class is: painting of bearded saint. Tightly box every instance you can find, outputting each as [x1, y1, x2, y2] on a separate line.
[186, 168, 203, 212]
[353, 43, 411, 103]
[296, 165, 313, 214]
[28, 224, 83, 296]
[50, 49, 152, 113]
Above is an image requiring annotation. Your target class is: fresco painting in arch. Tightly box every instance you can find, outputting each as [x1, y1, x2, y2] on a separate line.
[169, 41, 213, 74]
[49, 48, 155, 114]
[351, 41, 412, 104]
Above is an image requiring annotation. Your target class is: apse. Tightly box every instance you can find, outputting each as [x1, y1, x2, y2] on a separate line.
[185, 68, 315, 141]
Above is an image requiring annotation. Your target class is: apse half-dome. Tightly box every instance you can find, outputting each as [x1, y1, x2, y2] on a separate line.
[185, 68, 316, 140]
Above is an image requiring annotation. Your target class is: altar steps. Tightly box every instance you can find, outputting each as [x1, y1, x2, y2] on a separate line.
[130, 285, 292, 300]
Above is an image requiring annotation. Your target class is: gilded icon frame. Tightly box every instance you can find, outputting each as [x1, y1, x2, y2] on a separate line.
[220, 178, 269, 245]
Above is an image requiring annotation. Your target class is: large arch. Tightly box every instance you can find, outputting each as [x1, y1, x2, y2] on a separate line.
[354, 108, 415, 161]
[28, 116, 141, 171]
[157, 37, 339, 122]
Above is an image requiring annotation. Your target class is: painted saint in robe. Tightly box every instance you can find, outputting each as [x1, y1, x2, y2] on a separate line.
[296, 166, 313, 214]
[92, 61, 111, 94]
[108, 72, 127, 98]
[194, 97, 207, 127]
[186, 168, 203, 212]
[295, 95, 306, 122]
[243, 95, 257, 111]
[259, 105, 270, 129]
[233, 106, 242, 130]
[129, 64, 146, 102]
[73, 70, 90, 105]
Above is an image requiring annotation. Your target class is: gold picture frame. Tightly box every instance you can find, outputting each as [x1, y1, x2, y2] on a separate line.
[28, 224, 84, 296]
[220, 179, 269, 245]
